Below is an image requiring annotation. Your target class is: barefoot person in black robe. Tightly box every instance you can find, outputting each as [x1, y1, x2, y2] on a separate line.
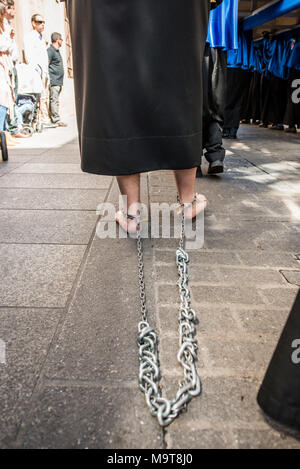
[63, 0, 223, 231]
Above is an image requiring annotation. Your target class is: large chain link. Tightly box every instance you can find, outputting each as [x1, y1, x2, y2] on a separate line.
[136, 208, 201, 427]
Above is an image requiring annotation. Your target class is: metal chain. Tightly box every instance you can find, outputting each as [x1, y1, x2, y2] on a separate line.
[136, 203, 201, 427]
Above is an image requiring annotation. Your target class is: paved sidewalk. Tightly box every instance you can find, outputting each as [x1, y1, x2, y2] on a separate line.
[0, 123, 299, 449]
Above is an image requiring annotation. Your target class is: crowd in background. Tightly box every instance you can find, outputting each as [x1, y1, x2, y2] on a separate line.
[0, 0, 66, 148]
[223, 29, 300, 138]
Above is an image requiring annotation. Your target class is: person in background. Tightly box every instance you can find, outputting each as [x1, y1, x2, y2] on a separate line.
[284, 38, 300, 133]
[3, 0, 17, 61]
[24, 13, 54, 128]
[4, 0, 29, 138]
[198, 0, 238, 176]
[0, 0, 16, 146]
[48, 32, 67, 127]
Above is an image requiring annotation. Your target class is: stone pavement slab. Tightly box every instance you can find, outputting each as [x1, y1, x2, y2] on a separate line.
[0, 244, 86, 308]
[17, 385, 162, 449]
[238, 308, 290, 335]
[43, 237, 156, 382]
[30, 153, 80, 164]
[0, 188, 107, 210]
[0, 124, 300, 449]
[0, 173, 112, 190]
[0, 308, 61, 447]
[11, 164, 83, 174]
[237, 250, 299, 268]
[0, 210, 97, 244]
[0, 163, 23, 176]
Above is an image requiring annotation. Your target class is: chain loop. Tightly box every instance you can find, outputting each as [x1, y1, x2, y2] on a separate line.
[136, 203, 201, 427]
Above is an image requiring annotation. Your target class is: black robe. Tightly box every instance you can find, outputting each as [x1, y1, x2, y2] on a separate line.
[65, 0, 210, 176]
[257, 289, 300, 433]
[284, 69, 300, 127]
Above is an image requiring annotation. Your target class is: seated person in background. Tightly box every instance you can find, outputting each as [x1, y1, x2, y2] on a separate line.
[15, 94, 35, 133]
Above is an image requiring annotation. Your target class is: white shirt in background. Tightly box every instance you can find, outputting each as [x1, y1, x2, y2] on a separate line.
[24, 29, 49, 78]
[0, 18, 13, 54]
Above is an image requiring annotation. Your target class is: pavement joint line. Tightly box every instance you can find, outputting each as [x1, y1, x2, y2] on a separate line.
[158, 303, 290, 312]
[279, 269, 300, 286]
[155, 280, 297, 289]
[43, 378, 138, 389]
[0, 208, 99, 212]
[161, 330, 283, 344]
[157, 263, 299, 271]
[230, 308, 250, 332]
[148, 171, 188, 450]
[0, 242, 89, 247]
[0, 305, 66, 311]
[0, 186, 112, 190]
[155, 247, 299, 253]
[147, 173, 168, 451]
[185, 302, 293, 310]
[0, 187, 111, 191]
[191, 283, 293, 289]
[244, 158, 279, 177]
[223, 218, 296, 222]
[13, 173, 115, 446]
[164, 421, 278, 431]
[185, 369, 266, 379]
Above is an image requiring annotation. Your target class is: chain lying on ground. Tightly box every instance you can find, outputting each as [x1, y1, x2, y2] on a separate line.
[136, 208, 201, 427]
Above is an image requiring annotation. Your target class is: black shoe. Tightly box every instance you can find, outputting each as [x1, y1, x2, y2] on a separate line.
[228, 128, 238, 139]
[43, 121, 58, 128]
[259, 122, 268, 128]
[285, 126, 297, 133]
[196, 166, 203, 178]
[208, 160, 224, 175]
[271, 124, 284, 130]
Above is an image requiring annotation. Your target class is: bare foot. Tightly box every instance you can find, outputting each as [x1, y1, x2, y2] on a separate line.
[115, 210, 140, 234]
[178, 193, 207, 220]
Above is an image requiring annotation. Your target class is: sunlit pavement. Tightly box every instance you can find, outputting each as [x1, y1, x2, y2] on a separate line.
[0, 123, 299, 448]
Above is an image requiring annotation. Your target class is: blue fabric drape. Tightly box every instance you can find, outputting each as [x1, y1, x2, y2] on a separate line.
[207, 0, 238, 50]
[227, 30, 251, 69]
[228, 34, 300, 77]
[287, 40, 300, 70]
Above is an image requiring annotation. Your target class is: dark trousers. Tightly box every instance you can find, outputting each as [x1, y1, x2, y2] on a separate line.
[203, 47, 227, 163]
[244, 71, 262, 122]
[261, 75, 287, 125]
[49, 85, 62, 124]
[224, 68, 252, 130]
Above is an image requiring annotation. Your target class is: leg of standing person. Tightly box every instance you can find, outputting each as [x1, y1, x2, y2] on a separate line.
[223, 68, 251, 138]
[40, 77, 50, 124]
[49, 85, 62, 124]
[201, 47, 226, 175]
